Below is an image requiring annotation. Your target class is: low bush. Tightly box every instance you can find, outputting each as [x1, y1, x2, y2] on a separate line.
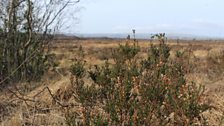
[68, 34, 209, 125]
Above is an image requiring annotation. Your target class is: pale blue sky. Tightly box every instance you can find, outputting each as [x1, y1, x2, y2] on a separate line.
[67, 0, 224, 37]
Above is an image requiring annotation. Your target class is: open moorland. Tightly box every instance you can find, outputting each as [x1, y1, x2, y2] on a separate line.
[1, 38, 224, 125]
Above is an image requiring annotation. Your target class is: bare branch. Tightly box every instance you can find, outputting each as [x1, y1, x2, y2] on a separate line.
[24, 0, 33, 48]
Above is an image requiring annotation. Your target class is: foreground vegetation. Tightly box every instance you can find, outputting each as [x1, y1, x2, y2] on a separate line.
[67, 34, 210, 125]
[0, 36, 224, 125]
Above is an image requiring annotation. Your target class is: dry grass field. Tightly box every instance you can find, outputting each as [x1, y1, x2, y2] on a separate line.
[1, 39, 224, 125]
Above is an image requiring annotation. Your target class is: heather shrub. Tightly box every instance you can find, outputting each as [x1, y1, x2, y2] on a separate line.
[68, 34, 209, 125]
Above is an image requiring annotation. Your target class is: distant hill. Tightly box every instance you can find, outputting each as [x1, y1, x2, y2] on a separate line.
[53, 33, 80, 40]
[74, 33, 224, 40]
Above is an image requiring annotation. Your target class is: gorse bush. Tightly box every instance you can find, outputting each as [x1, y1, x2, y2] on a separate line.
[0, 1, 48, 84]
[69, 34, 209, 126]
[0, 0, 78, 86]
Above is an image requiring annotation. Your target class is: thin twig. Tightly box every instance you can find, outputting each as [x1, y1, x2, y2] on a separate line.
[7, 88, 35, 103]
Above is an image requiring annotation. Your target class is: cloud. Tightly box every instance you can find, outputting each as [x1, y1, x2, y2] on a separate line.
[112, 23, 189, 33]
[111, 21, 224, 37]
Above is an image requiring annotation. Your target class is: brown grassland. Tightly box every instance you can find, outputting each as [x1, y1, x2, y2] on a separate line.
[0, 38, 224, 125]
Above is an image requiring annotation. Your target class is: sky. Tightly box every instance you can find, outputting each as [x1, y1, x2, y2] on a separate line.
[65, 0, 224, 38]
